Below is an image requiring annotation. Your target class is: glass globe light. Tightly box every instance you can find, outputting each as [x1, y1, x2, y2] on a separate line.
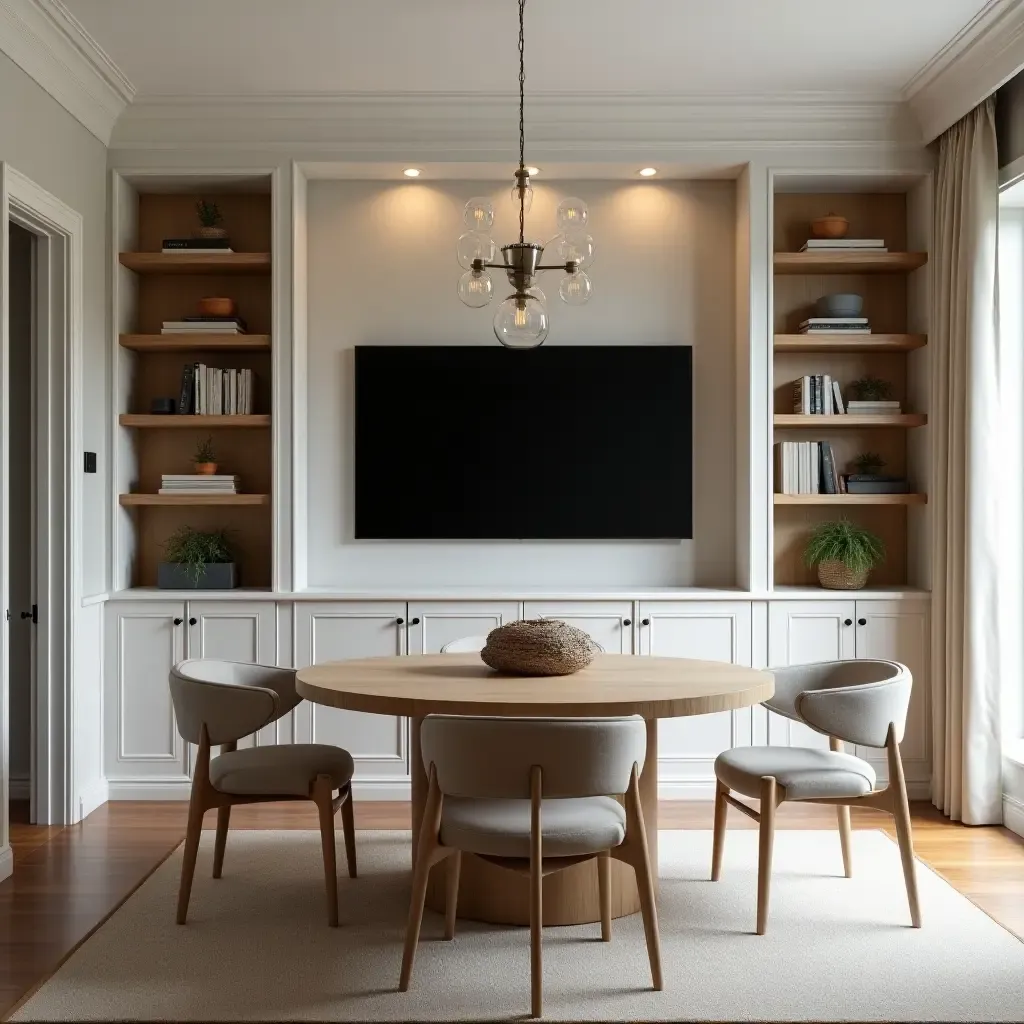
[550, 231, 595, 269]
[493, 289, 549, 348]
[456, 231, 496, 270]
[463, 198, 495, 231]
[457, 269, 493, 308]
[511, 180, 534, 214]
[559, 270, 592, 306]
[556, 197, 588, 232]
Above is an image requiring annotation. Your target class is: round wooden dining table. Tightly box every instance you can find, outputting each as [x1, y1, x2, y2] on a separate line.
[296, 652, 773, 926]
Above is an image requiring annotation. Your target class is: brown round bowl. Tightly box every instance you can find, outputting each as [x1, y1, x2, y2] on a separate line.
[811, 215, 849, 239]
[197, 296, 236, 317]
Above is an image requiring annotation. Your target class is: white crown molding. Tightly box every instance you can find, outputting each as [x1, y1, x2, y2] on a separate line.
[904, 0, 1024, 142]
[0, 0, 134, 144]
[110, 90, 920, 155]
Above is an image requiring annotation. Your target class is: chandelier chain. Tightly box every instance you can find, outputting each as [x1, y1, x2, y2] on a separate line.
[518, 0, 526, 244]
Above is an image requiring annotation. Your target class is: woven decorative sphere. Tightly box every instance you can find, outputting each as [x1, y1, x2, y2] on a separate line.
[480, 619, 599, 676]
[817, 560, 869, 591]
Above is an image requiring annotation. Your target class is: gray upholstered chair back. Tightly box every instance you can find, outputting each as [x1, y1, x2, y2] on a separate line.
[420, 715, 646, 799]
[169, 659, 301, 745]
[767, 660, 912, 748]
[441, 636, 489, 654]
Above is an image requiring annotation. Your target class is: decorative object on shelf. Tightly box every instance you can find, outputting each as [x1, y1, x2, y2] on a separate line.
[810, 214, 848, 239]
[849, 375, 892, 400]
[852, 452, 886, 476]
[815, 293, 863, 318]
[193, 436, 218, 475]
[480, 618, 599, 676]
[846, 458, 909, 494]
[197, 296, 236, 318]
[195, 199, 227, 240]
[804, 519, 885, 590]
[159, 526, 237, 589]
[455, 0, 593, 348]
[150, 397, 177, 415]
[159, 473, 240, 495]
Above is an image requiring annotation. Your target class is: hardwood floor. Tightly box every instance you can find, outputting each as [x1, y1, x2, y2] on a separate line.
[2, 800, 1022, 1018]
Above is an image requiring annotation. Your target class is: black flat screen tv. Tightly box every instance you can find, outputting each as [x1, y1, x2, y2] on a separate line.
[354, 345, 692, 540]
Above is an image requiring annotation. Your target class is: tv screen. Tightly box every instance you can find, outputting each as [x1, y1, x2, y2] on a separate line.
[354, 345, 692, 540]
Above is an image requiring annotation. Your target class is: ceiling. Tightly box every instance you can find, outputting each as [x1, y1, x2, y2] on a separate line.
[62, 0, 990, 100]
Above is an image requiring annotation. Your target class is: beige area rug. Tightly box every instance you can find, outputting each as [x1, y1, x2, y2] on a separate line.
[12, 830, 1024, 1022]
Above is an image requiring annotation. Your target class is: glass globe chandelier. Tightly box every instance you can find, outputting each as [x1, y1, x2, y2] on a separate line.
[456, 0, 593, 348]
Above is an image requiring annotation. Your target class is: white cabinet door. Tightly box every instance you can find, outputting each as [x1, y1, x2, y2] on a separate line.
[187, 601, 278, 747]
[639, 602, 753, 795]
[104, 601, 188, 786]
[523, 601, 634, 654]
[407, 601, 519, 654]
[293, 602, 408, 796]
[767, 600, 856, 749]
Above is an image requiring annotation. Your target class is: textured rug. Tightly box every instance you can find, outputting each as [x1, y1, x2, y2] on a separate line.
[11, 829, 1024, 1022]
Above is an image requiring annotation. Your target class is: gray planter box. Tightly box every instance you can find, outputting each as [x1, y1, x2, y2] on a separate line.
[157, 562, 238, 590]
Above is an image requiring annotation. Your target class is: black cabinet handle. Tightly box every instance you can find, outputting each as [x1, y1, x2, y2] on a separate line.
[641, 618, 651, 626]
[396, 617, 405, 625]
[622, 618, 631, 627]
[173, 617, 183, 626]
[843, 618, 852, 626]
[858, 618, 867, 626]
[189, 617, 197, 626]
[19, 611, 31, 620]
[409, 617, 421, 626]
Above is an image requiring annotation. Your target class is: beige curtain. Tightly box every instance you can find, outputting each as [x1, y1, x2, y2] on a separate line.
[931, 97, 1003, 824]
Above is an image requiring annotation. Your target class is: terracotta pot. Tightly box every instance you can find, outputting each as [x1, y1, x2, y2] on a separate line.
[197, 296, 236, 317]
[198, 226, 228, 239]
[817, 560, 869, 590]
[194, 462, 218, 475]
[811, 214, 849, 239]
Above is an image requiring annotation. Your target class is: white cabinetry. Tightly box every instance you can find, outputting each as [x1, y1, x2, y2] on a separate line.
[293, 602, 409, 798]
[407, 601, 519, 654]
[524, 601, 634, 653]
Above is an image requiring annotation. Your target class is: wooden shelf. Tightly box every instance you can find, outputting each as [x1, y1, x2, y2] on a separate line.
[774, 334, 926, 353]
[118, 252, 271, 274]
[773, 252, 928, 274]
[774, 413, 927, 428]
[119, 333, 271, 352]
[119, 493, 270, 507]
[119, 414, 271, 428]
[774, 493, 927, 506]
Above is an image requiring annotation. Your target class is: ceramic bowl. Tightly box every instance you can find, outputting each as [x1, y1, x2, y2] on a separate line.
[198, 296, 236, 317]
[811, 214, 849, 239]
[816, 293, 863, 318]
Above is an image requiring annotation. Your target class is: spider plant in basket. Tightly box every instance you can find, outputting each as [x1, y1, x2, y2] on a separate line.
[804, 519, 885, 591]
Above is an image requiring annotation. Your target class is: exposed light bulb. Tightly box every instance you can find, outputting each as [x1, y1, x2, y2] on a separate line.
[403, 168, 422, 177]
[526, 166, 540, 176]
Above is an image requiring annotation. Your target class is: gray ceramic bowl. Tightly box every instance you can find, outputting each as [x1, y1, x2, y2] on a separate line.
[816, 293, 863, 318]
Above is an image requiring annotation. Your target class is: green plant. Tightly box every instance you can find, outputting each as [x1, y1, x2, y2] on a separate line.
[195, 199, 223, 228]
[852, 451, 886, 475]
[848, 375, 892, 401]
[162, 526, 233, 584]
[193, 436, 216, 464]
[804, 519, 885, 574]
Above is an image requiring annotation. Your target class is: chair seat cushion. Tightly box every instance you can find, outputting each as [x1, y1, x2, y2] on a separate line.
[210, 743, 354, 797]
[440, 795, 626, 858]
[715, 745, 876, 801]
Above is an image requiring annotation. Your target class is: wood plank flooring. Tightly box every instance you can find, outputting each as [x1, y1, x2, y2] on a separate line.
[2, 800, 1021, 1018]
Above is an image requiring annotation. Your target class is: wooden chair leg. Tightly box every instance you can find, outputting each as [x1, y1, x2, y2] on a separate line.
[836, 805, 853, 878]
[176, 782, 206, 925]
[756, 776, 777, 936]
[313, 775, 339, 928]
[530, 765, 543, 1019]
[598, 850, 612, 941]
[711, 779, 728, 881]
[444, 850, 461, 941]
[624, 766, 663, 991]
[887, 732, 921, 928]
[340, 786, 357, 879]
[212, 805, 231, 879]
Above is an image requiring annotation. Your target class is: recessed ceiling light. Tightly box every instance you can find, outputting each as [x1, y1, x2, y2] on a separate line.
[526, 166, 541, 176]
[403, 168, 422, 177]
[639, 167, 658, 177]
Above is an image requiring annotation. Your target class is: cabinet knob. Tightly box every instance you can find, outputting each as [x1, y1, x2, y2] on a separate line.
[641, 618, 651, 627]
[409, 617, 421, 626]
[843, 618, 852, 626]
[858, 618, 867, 626]
[396, 617, 405, 625]
[173, 617, 183, 626]
[188, 617, 197, 626]
[622, 618, 631, 627]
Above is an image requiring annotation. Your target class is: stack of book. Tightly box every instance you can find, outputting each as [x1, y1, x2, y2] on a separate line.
[793, 375, 846, 414]
[162, 316, 247, 335]
[799, 317, 871, 335]
[799, 238, 887, 253]
[847, 400, 901, 415]
[161, 237, 234, 254]
[177, 365, 255, 415]
[159, 474, 240, 496]
[775, 441, 844, 495]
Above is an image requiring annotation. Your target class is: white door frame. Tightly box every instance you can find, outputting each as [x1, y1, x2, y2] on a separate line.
[0, 164, 83, 856]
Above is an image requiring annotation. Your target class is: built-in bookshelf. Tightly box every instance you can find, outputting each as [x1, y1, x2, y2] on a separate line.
[771, 186, 929, 588]
[115, 180, 274, 589]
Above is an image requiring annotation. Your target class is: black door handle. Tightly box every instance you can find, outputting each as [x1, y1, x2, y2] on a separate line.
[409, 617, 421, 626]
[173, 617, 183, 626]
[858, 618, 867, 626]
[622, 618, 631, 626]
[396, 617, 405, 625]
[189, 617, 197, 626]
[843, 618, 852, 626]
[641, 618, 651, 626]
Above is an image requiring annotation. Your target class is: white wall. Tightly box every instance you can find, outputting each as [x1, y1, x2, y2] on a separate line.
[306, 178, 737, 589]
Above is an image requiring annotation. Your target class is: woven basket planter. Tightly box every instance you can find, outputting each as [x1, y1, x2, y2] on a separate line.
[480, 619, 599, 676]
[817, 560, 869, 591]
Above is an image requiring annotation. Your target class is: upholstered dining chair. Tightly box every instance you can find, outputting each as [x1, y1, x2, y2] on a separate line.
[400, 715, 662, 1018]
[711, 659, 919, 935]
[169, 659, 357, 927]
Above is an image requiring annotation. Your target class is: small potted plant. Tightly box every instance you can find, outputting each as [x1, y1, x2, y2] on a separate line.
[158, 526, 237, 589]
[851, 451, 886, 479]
[193, 436, 218, 475]
[848, 375, 893, 401]
[195, 199, 226, 239]
[804, 519, 885, 590]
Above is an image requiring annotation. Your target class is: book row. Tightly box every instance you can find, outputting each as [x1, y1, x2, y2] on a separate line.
[178, 365, 256, 415]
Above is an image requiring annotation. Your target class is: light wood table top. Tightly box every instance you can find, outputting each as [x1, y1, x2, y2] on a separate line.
[296, 653, 774, 719]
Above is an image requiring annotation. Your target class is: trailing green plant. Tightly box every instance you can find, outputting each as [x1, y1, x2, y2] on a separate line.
[804, 519, 885, 574]
[195, 199, 223, 228]
[848, 375, 892, 401]
[193, 435, 216, 464]
[851, 451, 886, 475]
[162, 526, 233, 584]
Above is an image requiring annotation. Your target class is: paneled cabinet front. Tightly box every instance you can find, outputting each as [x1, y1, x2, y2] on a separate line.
[406, 601, 520, 654]
[293, 602, 409, 796]
[523, 601, 634, 653]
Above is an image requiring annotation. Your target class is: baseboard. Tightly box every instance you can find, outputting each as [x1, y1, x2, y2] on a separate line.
[659, 779, 932, 801]
[350, 780, 412, 801]
[1003, 793, 1024, 838]
[0, 844, 11, 882]
[77, 778, 109, 821]
[106, 779, 192, 801]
